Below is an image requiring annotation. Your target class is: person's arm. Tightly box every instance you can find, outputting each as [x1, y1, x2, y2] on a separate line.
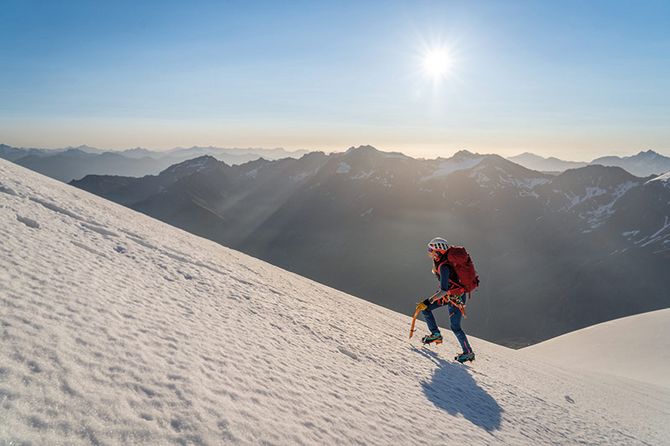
[427, 264, 451, 303]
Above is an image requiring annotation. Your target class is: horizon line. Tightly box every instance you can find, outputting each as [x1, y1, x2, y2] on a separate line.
[2, 141, 669, 163]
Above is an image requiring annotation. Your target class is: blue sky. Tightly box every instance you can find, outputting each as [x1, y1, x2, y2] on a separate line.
[1, 0, 668, 159]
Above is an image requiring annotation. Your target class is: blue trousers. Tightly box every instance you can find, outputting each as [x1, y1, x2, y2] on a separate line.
[422, 295, 473, 353]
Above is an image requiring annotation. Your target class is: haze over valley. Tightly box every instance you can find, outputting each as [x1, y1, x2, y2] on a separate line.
[43, 144, 669, 347]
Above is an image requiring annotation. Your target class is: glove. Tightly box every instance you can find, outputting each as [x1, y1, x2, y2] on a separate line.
[421, 298, 431, 307]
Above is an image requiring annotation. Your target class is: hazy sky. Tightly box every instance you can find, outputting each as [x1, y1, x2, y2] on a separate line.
[1, 0, 669, 160]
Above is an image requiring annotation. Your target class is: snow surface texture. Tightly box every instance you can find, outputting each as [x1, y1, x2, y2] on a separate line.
[522, 309, 670, 389]
[0, 158, 668, 445]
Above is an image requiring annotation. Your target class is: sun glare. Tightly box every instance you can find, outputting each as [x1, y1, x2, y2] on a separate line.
[423, 47, 452, 80]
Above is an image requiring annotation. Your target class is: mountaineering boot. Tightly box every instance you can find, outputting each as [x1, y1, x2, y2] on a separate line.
[455, 351, 475, 363]
[421, 332, 443, 345]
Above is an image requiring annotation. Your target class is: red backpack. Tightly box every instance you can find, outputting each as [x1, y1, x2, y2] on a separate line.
[435, 246, 480, 293]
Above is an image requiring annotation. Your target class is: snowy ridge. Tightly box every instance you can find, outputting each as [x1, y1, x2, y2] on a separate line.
[522, 309, 670, 388]
[0, 159, 668, 445]
[646, 171, 670, 186]
[638, 216, 670, 248]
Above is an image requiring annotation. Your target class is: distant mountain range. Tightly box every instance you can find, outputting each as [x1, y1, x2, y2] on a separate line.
[4, 143, 668, 182]
[507, 150, 670, 176]
[0, 144, 309, 182]
[590, 150, 670, 177]
[71, 145, 670, 347]
[507, 153, 587, 172]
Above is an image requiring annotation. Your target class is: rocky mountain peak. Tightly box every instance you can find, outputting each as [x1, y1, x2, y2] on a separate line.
[159, 155, 225, 177]
[637, 149, 660, 158]
[345, 145, 379, 154]
[452, 149, 479, 160]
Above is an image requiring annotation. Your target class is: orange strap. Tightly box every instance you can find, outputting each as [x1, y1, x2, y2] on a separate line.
[435, 289, 467, 318]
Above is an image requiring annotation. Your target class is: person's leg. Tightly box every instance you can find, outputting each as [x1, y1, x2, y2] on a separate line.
[421, 300, 445, 334]
[448, 303, 473, 353]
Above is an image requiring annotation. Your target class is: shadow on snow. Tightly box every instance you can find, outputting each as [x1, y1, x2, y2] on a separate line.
[413, 347, 502, 432]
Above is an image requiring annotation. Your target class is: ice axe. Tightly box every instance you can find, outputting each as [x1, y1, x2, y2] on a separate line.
[409, 300, 428, 339]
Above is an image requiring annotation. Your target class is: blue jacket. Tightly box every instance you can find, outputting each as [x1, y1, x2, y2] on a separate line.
[436, 262, 451, 291]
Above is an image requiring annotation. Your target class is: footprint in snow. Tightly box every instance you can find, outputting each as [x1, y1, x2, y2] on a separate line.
[126, 235, 157, 250]
[80, 222, 119, 237]
[71, 240, 109, 259]
[16, 214, 40, 229]
[337, 346, 359, 361]
[0, 184, 18, 196]
[29, 196, 83, 221]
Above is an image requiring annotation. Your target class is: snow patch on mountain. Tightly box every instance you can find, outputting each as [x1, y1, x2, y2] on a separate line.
[289, 170, 317, 182]
[646, 171, 670, 187]
[639, 216, 670, 248]
[567, 186, 607, 208]
[351, 170, 374, 180]
[467, 164, 549, 193]
[563, 180, 639, 230]
[583, 181, 639, 228]
[1, 159, 668, 445]
[336, 162, 351, 174]
[374, 175, 392, 188]
[421, 157, 483, 181]
[509, 177, 550, 194]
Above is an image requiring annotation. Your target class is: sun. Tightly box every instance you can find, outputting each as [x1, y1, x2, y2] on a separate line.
[422, 47, 452, 81]
[423, 48, 451, 79]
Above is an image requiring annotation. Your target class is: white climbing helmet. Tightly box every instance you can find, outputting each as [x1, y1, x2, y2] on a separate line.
[427, 237, 449, 254]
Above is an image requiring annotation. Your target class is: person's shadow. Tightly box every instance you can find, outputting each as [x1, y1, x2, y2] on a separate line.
[413, 347, 502, 432]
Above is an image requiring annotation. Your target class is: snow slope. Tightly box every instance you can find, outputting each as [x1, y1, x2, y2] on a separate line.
[1, 158, 668, 445]
[522, 309, 670, 388]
